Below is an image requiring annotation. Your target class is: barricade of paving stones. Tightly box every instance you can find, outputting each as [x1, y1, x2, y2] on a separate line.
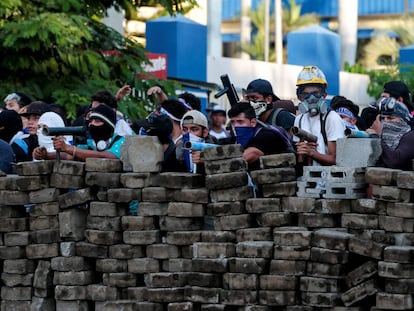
[0, 143, 412, 310]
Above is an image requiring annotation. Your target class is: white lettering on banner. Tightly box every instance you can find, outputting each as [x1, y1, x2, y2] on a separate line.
[144, 56, 166, 73]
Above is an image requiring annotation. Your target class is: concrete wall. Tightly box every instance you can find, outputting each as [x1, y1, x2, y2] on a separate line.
[0, 141, 413, 310]
[207, 56, 374, 107]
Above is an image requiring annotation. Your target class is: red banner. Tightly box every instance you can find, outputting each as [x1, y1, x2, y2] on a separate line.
[140, 53, 168, 80]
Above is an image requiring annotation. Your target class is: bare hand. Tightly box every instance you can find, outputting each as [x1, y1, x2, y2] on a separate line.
[191, 151, 202, 164]
[33, 146, 47, 160]
[52, 136, 69, 153]
[296, 141, 317, 157]
[116, 85, 132, 101]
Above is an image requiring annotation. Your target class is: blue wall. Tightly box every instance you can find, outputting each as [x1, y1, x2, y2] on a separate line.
[287, 25, 340, 96]
[146, 14, 207, 82]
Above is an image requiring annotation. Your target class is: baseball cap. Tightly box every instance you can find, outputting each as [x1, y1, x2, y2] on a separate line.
[210, 105, 226, 115]
[89, 104, 116, 129]
[20, 101, 51, 117]
[383, 81, 412, 109]
[181, 110, 208, 128]
[244, 79, 280, 101]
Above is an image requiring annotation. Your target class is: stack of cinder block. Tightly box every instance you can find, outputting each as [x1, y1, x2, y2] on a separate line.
[297, 166, 367, 199]
[203, 144, 253, 231]
[251, 153, 297, 199]
[0, 162, 54, 310]
[52, 160, 91, 310]
[302, 229, 352, 308]
[142, 171, 205, 306]
[365, 167, 414, 310]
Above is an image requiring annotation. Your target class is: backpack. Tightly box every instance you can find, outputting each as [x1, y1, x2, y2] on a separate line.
[269, 107, 295, 128]
[256, 120, 295, 153]
[298, 110, 332, 145]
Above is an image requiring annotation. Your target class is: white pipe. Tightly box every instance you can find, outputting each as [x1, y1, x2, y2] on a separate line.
[275, 0, 283, 64]
[338, 0, 358, 67]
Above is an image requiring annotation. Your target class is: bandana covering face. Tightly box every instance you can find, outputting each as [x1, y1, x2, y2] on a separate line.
[234, 126, 255, 148]
[381, 120, 411, 149]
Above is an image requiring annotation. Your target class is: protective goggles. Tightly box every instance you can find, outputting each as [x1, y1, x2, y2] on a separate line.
[299, 91, 323, 100]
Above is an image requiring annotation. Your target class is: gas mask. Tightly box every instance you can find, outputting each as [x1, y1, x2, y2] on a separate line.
[298, 94, 328, 116]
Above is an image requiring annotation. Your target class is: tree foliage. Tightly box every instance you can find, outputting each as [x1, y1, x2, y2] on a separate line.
[241, 0, 319, 61]
[0, 0, 196, 120]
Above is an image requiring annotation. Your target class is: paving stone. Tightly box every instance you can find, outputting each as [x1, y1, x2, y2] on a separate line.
[311, 229, 352, 250]
[0, 286, 32, 300]
[206, 201, 245, 216]
[29, 202, 60, 216]
[3, 259, 35, 274]
[200, 231, 236, 242]
[53, 271, 94, 285]
[26, 243, 59, 259]
[260, 275, 297, 290]
[107, 188, 141, 203]
[146, 244, 181, 259]
[250, 167, 296, 185]
[0, 190, 30, 205]
[172, 188, 209, 203]
[298, 213, 339, 228]
[395, 170, 414, 189]
[260, 153, 296, 168]
[228, 258, 268, 274]
[193, 242, 235, 258]
[219, 289, 257, 305]
[236, 241, 274, 258]
[365, 167, 400, 186]
[50, 173, 84, 189]
[379, 215, 414, 233]
[15, 160, 54, 176]
[191, 258, 228, 273]
[158, 172, 204, 189]
[15, 175, 49, 191]
[258, 290, 296, 306]
[31, 229, 60, 244]
[1, 273, 33, 287]
[237, 227, 272, 242]
[342, 213, 378, 229]
[348, 236, 385, 259]
[53, 160, 85, 175]
[202, 144, 243, 161]
[0, 246, 25, 259]
[274, 245, 310, 260]
[256, 212, 292, 227]
[301, 292, 341, 307]
[246, 198, 281, 213]
[0, 218, 28, 232]
[307, 262, 345, 278]
[103, 272, 137, 287]
[145, 272, 188, 288]
[384, 245, 414, 263]
[160, 216, 203, 231]
[341, 279, 378, 307]
[314, 199, 351, 214]
[183, 286, 219, 304]
[30, 215, 59, 230]
[138, 202, 168, 216]
[274, 227, 312, 246]
[204, 157, 247, 175]
[142, 187, 174, 202]
[167, 202, 205, 217]
[76, 241, 108, 258]
[300, 276, 342, 292]
[385, 279, 414, 294]
[205, 171, 248, 190]
[61, 242, 76, 258]
[351, 198, 386, 215]
[85, 172, 121, 188]
[120, 136, 163, 172]
[33, 260, 52, 290]
[262, 181, 297, 197]
[120, 172, 151, 188]
[371, 185, 411, 203]
[121, 216, 156, 231]
[213, 214, 253, 231]
[58, 187, 95, 209]
[186, 272, 220, 287]
[345, 260, 377, 288]
[375, 292, 413, 310]
[86, 284, 119, 301]
[127, 258, 160, 274]
[310, 247, 348, 264]
[386, 202, 414, 218]
[378, 261, 414, 278]
[108, 244, 145, 259]
[210, 186, 253, 203]
[123, 230, 161, 245]
[59, 208, 87, 241]
[85, 229, 122, 245]
[85, 158, 123, 172]
[281, 196, 316, 213]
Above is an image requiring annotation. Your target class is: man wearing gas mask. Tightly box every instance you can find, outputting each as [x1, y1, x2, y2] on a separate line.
[243, 78, 295, 131]
[293, 66, 345, 166]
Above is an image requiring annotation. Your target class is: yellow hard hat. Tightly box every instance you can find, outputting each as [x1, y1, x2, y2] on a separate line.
[296, 66, 328, 88]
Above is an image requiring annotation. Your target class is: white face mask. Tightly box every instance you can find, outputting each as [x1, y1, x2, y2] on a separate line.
[37, 128, 54, 152]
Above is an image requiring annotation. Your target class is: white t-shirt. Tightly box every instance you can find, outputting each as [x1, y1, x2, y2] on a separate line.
[294, 110, 345, 166]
